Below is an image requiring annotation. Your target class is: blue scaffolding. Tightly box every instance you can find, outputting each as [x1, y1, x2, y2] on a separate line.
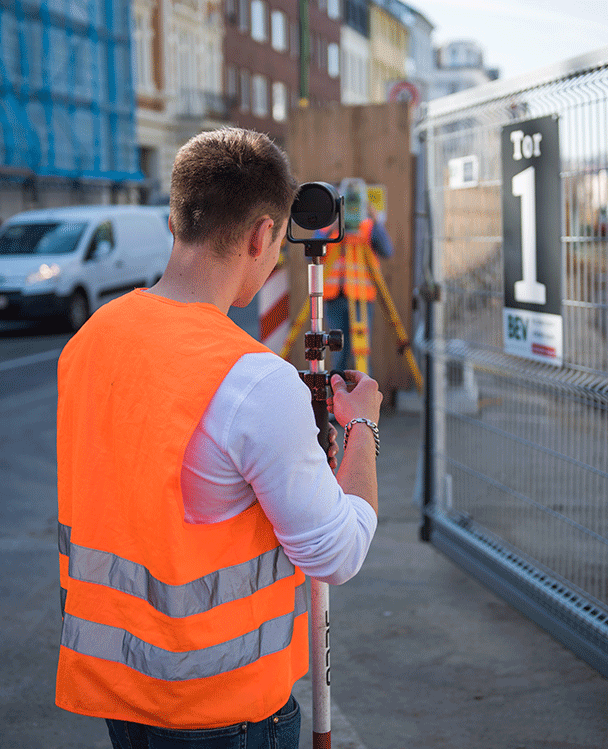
[0, 0, 141, 183]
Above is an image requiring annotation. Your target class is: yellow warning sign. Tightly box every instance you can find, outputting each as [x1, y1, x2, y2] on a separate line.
[367, 185, 387, 222]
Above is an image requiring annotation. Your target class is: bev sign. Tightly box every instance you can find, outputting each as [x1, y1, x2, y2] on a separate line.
[502, 116, 563, 366]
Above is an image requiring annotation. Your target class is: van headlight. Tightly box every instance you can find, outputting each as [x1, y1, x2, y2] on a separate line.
[26, 263, 61, 285]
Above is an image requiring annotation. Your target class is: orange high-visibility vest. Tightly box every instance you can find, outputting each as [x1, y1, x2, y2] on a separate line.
[56, 289, 308, 729]
[324, 218, 376, 302]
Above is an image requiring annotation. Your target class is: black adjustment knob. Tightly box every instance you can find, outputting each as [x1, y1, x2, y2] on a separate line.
[327, 329, 343, 352]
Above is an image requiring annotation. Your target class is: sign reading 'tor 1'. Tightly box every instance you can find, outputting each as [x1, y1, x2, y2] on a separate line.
[501, 115, 563, 366]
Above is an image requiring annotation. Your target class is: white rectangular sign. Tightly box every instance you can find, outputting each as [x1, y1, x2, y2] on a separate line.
[503, 308, 563, 366]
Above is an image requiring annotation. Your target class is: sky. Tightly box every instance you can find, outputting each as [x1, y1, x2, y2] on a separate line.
[417, 0, 608, 81]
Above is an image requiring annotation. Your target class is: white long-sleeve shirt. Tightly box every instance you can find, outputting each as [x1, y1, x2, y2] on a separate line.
[181, 352, 377, 585]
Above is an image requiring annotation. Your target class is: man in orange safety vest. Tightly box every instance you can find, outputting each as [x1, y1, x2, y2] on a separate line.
[56, 128, 383, 749]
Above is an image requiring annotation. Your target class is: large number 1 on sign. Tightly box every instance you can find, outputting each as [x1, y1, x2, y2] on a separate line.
[512, 166, 546, 305]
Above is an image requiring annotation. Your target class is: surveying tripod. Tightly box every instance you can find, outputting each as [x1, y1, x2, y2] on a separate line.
[281, 238, 423, 389]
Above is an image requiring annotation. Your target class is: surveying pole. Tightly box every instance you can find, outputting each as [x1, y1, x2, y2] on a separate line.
[288, 182, 345, 749]
[306, 255, 338, 749]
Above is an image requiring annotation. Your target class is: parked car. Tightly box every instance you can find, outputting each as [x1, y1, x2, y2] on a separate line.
[0, 205, 172, 330]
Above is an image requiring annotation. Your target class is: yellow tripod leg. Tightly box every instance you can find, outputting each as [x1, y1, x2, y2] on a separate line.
[363, 244, 424, 393]
[279, 296, 310, 360]
[348, 294, 370, 374]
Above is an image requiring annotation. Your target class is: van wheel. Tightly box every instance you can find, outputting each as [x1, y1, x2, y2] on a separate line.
[66, 290, 89, 331]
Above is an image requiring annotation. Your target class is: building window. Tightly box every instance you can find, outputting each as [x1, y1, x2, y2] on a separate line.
[238, 0, 249, 32]
[328, 42, 339, 78]
[252, 74, 268, 117]
[240, 69, 250, 111]
[177, 28, 197, 112]
[226, 0, 237, 21]
[27, 20, 43, 89]
[227, 65, 237, 100]
[271, 10, 287, 52]
[1, 12, 21, 82]
[327, 0, 340, 20]
[344, 0, 365, 34]
[251, 0, 268, 42]
[272, 81, 287, 121]
[204, 40, 222, 94]
[134, 14, 149, 91]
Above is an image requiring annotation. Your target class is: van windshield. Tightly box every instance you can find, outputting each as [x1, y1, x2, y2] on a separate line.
[0, 222, 87, 255]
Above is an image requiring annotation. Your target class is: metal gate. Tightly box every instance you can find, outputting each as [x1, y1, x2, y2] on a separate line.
[417, 47, 608, 676]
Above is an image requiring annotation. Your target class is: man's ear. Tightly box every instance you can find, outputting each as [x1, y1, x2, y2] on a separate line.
[249, 217, 274, 257]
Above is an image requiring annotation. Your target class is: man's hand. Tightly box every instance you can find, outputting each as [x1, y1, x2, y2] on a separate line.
[328, 423, 339, 471]
[328, 370, 382, 515]
[327, 370, 383, 429]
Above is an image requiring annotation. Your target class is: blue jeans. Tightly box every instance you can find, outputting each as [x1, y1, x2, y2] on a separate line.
[105, 695, 300, 749]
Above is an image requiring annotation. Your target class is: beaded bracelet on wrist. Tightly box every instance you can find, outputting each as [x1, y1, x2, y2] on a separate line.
[343, 417, 380, 457]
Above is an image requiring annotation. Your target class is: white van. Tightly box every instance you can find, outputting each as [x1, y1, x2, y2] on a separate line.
[0, 205, 173, 330]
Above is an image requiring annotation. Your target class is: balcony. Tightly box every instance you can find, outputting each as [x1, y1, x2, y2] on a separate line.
[176, 89, 235, 121]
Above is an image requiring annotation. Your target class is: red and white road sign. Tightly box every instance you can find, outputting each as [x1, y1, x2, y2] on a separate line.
[387, 80, 420, 108]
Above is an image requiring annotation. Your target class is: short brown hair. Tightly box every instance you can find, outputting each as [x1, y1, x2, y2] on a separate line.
[169, 128, 298, 254]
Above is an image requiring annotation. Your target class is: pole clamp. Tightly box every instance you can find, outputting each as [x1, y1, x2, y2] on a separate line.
[304, 330, 344, 360]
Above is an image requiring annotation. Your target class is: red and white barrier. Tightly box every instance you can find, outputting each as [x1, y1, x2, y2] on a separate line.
[259, 266, 290, 354]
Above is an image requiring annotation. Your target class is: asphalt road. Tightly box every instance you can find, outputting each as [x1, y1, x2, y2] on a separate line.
[0, 321, 95, 748]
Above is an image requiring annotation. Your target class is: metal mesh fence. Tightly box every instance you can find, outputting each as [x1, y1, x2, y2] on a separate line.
[418, 49, 608, 671]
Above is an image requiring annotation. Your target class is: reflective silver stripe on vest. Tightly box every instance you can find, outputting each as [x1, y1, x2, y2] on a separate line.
[58, 522, 71, 556]
[73, 542, 294, 618]
[61, 582, 307, 681]
[58, 522, 296, 618]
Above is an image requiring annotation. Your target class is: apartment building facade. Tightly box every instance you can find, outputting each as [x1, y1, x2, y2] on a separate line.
[368, 0, 412, 104]
[340, 0, 433, 108]
[223, 0, 341, 143]
[130, 0, 434, 196]
[133, 0, 228, 199]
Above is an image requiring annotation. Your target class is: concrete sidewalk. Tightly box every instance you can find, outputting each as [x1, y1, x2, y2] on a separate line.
[295, 410, 608, 749]
[2, 408, 608, 748]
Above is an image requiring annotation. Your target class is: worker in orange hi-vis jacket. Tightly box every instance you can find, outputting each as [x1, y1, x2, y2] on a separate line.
[55, 128, 383, 749]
